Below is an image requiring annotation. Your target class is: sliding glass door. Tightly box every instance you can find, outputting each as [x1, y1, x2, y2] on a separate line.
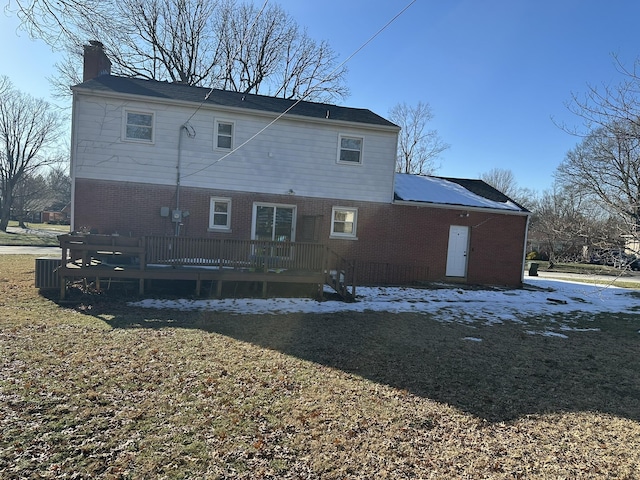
[252, 203, 296, 258]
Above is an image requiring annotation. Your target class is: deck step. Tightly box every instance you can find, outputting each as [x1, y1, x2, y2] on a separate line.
[325, 270, 356, 302]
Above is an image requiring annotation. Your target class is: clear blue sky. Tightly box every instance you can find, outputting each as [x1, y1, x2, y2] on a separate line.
[2, 0, 639, 192]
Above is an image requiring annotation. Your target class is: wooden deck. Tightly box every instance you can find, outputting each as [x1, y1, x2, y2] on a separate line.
[57, 234, 355, 301]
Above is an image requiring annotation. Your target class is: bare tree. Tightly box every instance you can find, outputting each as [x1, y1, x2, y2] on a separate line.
[12, 172, 48, 227]
[11, 0, 349, 102]
[274, 30, 349, 101]
[214, 2, 292, 94]
[480, 168, 518, 197]
[557, 56, 640, 254]
[12, 0, 113, 45]
[528, 184, 617, 263]
[0, 77, 63, 231]
[389, 101, 449, 175]
[556, 123, 640, 253]
[480, 168, 536, 209]
[10, 163, 70, 227]
[563, 55, 640, 135]
[45, 163, 71, 209]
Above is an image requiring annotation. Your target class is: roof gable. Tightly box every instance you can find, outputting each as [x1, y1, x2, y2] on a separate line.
[72, 75, 398, 128]
[394, 173, 529, 213]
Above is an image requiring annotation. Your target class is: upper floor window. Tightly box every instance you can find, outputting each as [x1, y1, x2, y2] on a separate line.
[337, 134, 363, 164]
[215, 119, 234, 150]
[330, 206, 358, 239]
[124, 110, 154, 142]
[209, 197, 231, 231]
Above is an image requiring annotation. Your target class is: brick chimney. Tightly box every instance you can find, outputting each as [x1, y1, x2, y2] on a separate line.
[83, 41, 111, 81]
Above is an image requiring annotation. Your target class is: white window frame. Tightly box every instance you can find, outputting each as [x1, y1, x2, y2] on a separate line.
[337, 134, 364, 165]
[123, 109, 155, 143]
[208, 197, 232, 231]
[214, 119, 235, 150]
[330, 206, 358, 239]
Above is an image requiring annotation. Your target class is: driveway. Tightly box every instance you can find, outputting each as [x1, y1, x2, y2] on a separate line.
[533, 269, 640, 287]
[0, 246, 61, 256]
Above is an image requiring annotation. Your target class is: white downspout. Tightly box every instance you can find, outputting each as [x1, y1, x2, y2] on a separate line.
[521, 214, 532, 283]
[69, 91, 78, 233]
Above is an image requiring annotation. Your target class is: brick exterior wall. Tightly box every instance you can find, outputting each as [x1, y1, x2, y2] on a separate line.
[74, 178, 528, 286]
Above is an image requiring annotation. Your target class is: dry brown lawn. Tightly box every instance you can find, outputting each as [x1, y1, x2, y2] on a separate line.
[1, 255, 640, 479]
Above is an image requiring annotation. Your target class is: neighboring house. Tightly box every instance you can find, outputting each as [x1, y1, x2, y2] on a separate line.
[42, 203, 71, 224]
[69, 42, 530, 288]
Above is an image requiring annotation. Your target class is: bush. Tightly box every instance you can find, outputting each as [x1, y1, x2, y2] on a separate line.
[526, 251, 539, 260]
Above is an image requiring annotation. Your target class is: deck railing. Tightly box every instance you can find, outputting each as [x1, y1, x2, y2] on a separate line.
[325, 247, 357, 300]
[144, 236, 326, 272]
[57, 234, 356, 300]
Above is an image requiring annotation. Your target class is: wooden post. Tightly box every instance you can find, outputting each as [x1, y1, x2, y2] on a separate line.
[139, 236, 146, 295]
[351, 259, 356, 298]
[59, 236, 67, 300]
[262, 258, 268, 297]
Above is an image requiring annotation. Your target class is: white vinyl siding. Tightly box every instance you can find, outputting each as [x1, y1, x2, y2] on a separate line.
[124, 110, 154, 142]
[209, 197, 231, 230]
[337, 134, 363, 164]
[73, 92, 398, 203]
[330, 207, 358, 239]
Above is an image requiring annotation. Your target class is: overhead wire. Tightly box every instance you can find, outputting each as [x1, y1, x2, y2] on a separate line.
[182, 0, 270, 126]
[180, 0, 417, 180]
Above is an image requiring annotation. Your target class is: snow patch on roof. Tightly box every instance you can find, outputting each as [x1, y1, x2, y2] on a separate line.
[394, 174, 524, 212]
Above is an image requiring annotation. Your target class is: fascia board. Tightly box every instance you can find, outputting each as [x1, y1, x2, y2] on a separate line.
[393, 199, 532, 217]
[71, 86, 401, 134]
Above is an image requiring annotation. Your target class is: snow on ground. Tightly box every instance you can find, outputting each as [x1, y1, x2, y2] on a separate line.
[130, 278, 639, 336]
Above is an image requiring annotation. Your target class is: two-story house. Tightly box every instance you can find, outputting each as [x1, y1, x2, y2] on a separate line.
[67, 42, 529, 295]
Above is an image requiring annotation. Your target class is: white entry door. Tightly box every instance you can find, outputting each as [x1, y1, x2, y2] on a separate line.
[446, 225, 469, 277]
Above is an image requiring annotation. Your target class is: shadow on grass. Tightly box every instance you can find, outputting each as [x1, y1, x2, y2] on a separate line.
[57, 286, 640, 424]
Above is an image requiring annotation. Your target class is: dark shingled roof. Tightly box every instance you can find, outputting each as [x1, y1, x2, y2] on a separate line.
[73, 75, 398, 128]
[434, 176, 529, 212]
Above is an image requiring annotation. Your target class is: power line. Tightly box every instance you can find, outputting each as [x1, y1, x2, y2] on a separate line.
[183, 0, 270, 126]
[181, 0, 417, 180]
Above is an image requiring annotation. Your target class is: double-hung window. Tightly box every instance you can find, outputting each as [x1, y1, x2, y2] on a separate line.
[215, 119, 234, 150]
[330, 207, 358, 239]
[124, 110, 154, 142]
[209, 197, 231, 231]
[337, 134, 363, 164]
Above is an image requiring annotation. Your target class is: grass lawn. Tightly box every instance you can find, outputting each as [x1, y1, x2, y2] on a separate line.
[1, 255, 640, 478]
[533, 259, 635, 276]
[0, 221, 69, 246]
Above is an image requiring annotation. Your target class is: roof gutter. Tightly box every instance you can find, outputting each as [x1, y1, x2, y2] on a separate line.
[70, 86, 401, 134]
[393, 199, 532, 217]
